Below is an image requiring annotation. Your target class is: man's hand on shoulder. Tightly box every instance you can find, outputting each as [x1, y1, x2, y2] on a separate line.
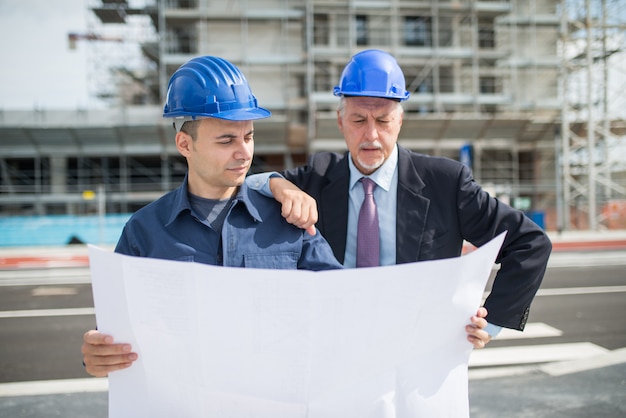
[269, 177, 318, 236]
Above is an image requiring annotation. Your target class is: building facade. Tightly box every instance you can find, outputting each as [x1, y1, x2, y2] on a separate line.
[2, 0, 623, 230]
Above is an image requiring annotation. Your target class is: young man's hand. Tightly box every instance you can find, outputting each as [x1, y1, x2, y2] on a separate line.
[82, 330, 138, 377]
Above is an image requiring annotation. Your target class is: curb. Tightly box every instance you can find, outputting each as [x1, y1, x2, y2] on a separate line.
[0, 255, 90, 270]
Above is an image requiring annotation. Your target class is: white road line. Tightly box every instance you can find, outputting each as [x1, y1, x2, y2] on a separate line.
[497, 322, 563, 340]
[0, 268, 91, 286]
[540, 347, 626, 376]
[547, 251, 626, 267]
[536, 285, 626, 296]
[0, 277, 92, 287]
[0, 378, 108, 397]
[0, 307, 95, 319]
[469, 342, 608, 368]
[31, 286, 79, 296]
[470, 347, 626, 380]
[483, 285, 626, 299]
[469, 365, 539, 380]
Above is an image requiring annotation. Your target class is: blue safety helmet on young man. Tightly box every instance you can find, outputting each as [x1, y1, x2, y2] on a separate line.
[163, 56, 271, 125]
[333, 49, 410, 101]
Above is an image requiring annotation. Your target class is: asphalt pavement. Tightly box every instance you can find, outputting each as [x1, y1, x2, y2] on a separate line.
[0, 229, 625, 417]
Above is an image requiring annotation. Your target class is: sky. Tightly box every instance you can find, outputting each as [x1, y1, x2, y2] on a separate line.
[0, 0, 94, 110]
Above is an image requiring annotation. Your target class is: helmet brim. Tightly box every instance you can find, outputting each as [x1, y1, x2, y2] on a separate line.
[210, 107, 272, 121]
[163, 107, 271, 121]
[334, 91, 408, 101]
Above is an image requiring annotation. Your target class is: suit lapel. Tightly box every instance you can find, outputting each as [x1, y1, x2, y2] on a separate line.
[396, 147, 430, 263]
[319, 157, 350, 263]
[316, 147, 430, 264]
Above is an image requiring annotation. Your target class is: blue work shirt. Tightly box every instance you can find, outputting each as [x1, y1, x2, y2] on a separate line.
[115, 176, 342, 271]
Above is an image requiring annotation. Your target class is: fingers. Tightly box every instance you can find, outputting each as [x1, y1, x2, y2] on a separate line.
[269, 177, 319, 233]
[83, 329, 113, 345]
[84, 354, 137, 377]
[466, 324, 492, 349]
[82, 330, 137, 377]
[279, 193, 318, 233]
[466, 307, 491, 349]
[470, 312, 488, 330]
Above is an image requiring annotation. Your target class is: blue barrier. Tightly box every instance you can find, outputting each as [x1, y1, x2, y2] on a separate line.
[0, 214, 132, 247]
[525, 210, 545, 230]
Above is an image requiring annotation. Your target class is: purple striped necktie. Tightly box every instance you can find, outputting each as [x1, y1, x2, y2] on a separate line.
[356, 177, 380, 267]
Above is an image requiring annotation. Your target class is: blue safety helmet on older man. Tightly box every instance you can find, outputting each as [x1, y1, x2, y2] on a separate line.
[333, 49, 410, 101]
[163, 56, 270, 126]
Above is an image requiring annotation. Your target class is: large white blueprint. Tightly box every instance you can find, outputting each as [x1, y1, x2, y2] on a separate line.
[88, 232, 505, 418]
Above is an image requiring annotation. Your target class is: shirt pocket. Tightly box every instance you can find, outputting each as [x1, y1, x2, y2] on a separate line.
[243, 252, 299, 269]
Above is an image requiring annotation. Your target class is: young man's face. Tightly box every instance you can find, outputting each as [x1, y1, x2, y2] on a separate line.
[337, 96, 404, 175]
[176, 117, 254, 199]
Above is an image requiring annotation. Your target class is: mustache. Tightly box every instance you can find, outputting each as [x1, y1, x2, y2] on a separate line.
[358, 141, 383, 150]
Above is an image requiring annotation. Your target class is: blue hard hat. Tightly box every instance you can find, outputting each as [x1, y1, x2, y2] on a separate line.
[333, 49, 410, 101]
[163, 56, 271, 121]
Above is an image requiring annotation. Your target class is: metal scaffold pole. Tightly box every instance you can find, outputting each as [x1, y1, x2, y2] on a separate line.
[560, 0, 626, 230]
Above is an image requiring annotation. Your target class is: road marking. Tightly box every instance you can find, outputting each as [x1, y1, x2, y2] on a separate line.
[469, 365, 539, 380]
[469, 342, 608, 368]
[497, 322, 563, 340]
[0, 268, 91, 286]
[470, 347, 626, 380]
[536, 285, 626, 296]
[0, 378, 108, 397]
[540, 347, 626, 376]
[0, 307, 95, 319]
[547, 251, 626, 267]
[31, 286, 79, 296]
[483, 285, 626, 299]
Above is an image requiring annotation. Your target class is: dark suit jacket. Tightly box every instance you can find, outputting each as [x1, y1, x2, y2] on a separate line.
[282, 146, 552, 330]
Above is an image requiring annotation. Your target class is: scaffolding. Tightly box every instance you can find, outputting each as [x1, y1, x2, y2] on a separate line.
[4, 0, 625, 231]
[559, 0, 626, 230]
[77, 0, 158, 106]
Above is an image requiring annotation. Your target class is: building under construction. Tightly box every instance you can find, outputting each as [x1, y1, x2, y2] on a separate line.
[1, 0, 625, 232]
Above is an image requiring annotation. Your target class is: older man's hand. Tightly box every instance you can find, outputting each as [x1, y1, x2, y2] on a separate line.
[466, 307, 492, 349]
[269, 177, 318, 236]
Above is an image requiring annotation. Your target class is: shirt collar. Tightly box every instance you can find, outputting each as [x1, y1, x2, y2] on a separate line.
[348, 144, 398, 191]
[166, 174, 261, 226]
[166, 174, 193, 226]
[236, 182, 262, 222]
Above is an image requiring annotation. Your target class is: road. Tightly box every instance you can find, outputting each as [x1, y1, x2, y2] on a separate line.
[0, 251, 625, 417]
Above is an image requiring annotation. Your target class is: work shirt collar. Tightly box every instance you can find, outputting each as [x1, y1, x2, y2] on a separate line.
[165, 174, 262, 227]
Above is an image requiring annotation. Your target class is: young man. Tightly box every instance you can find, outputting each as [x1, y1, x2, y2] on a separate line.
[249, 49, 552, 347]
[82, 56, 342, 377]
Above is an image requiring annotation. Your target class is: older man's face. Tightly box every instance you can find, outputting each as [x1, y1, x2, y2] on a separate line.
[337, 96, 403, 175]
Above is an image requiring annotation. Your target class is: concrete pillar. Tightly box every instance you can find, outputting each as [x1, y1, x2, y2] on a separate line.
[50, 156, 70, 214]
